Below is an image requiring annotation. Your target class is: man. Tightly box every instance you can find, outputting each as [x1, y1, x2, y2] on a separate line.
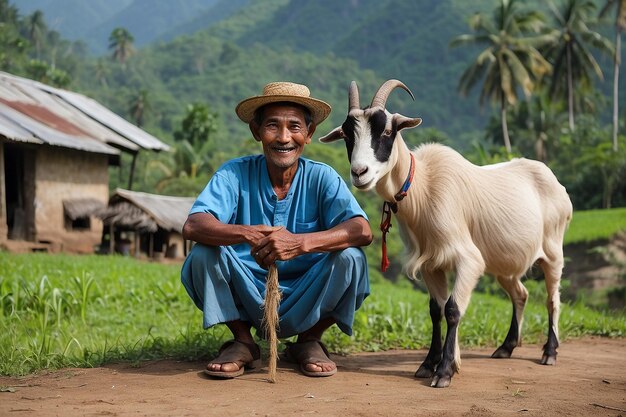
[181, 81, 372, 378]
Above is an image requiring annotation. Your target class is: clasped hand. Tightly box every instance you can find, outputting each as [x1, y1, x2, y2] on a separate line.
[249, 226, 304, 269]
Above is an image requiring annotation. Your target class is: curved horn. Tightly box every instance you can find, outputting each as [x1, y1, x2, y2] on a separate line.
[349, 81, 360, 111]
[370, 79, 415, 109]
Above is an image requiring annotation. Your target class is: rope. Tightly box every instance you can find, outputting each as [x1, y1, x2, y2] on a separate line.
[262, 264, 281, 383]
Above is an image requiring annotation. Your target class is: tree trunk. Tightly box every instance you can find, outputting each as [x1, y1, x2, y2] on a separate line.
[127, 152, 138, 190]
[567, 44, 575, 132]
[612, 31, 621, 152]
[501, 96, 512, 153]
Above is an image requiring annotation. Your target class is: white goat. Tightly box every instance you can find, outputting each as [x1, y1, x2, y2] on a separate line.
[319, 79, 573, 388]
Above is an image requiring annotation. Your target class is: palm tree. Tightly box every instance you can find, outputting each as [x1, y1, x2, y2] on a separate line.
[94, 58, 109, 87]
[509, 88, 566, 161]
[451, 0, 552, 153]
[128, 89, 150, 127]
[0, 0, 27, 71]
[108, 27, 135, 65]
[46, 30, 60, 69]
[0, 0, 18, 23]
[600, 0, 626, 151]
[542, 0, 614, 132]
[25, 10, 47, 59]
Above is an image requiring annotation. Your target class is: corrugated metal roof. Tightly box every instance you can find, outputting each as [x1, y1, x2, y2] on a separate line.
[0, 111, 43, 145]
[0, 100, 120, 155]
[48, 87, 170, 152]
[109, 188, 194, 233]
[0, 71, 170, 154]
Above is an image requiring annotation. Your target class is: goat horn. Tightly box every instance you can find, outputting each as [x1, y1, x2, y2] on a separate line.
[370, 79, 415, 109]
[349, 81, 360, 111]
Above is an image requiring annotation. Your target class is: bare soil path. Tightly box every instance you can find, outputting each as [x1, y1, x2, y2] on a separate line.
[1, 337, 625, 416]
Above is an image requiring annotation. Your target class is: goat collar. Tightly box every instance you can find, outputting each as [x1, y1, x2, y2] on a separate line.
[379, 153, 415, 272]
[391, 152, 415, 211]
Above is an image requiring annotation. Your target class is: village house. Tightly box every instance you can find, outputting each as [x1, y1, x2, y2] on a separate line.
[98, 188, 194, 260]
[0, 71, 170, 254]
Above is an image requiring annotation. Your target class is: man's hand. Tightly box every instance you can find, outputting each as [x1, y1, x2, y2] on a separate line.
[250, 227, 304, 269]
[244, 225, 281, 247]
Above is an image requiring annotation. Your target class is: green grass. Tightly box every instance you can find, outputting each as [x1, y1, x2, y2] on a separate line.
[564, 208, 626, 245]
[1, 252, 625, 376]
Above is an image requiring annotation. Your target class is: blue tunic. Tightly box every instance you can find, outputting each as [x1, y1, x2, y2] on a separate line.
[181, 155, 370, 338]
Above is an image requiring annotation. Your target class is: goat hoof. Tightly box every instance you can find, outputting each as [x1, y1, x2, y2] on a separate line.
[430, 374, 451, 388]
[491, 346, 513, 359]
[540, 354, 557, 365]
[414, 365, 435, 378]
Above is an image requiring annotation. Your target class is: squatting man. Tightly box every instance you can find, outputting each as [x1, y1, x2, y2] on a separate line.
[180, 81, 372, 378]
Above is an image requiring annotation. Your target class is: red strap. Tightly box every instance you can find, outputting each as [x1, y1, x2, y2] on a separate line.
[379, 153, 415, 272]
[380, 201, 393, 272]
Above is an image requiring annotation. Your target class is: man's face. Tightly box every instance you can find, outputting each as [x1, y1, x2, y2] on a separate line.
[251, 103, 315, 170]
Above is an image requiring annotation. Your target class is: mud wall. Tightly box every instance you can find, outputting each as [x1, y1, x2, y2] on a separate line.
[34, 146, 109, 253]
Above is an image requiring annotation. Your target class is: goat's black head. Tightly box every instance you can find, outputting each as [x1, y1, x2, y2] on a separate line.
[319, 79, 422, 190]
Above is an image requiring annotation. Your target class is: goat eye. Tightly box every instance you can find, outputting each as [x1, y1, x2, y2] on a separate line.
[382, 129, 392, 137]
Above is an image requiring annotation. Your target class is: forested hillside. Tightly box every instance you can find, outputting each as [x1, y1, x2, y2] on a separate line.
[69, 0, 506, 144]
[3, 0, 626, 211]
[15, 0, 233, 53]
[15, 0, 133, 44]
[13, 0, 625, 143]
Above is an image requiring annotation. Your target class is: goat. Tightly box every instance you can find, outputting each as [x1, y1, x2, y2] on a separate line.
[319, 79, 573, 388]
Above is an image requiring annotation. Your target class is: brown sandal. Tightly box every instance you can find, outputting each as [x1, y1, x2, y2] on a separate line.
[204, 340, 261, 378]
[284, 340, 337, 377]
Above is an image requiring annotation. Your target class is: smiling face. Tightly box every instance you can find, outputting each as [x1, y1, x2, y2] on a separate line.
[250, 103, 315, 172]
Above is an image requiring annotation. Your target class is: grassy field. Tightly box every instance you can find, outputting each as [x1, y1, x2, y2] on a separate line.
[564, 207, 626, 244]
[1, 250, 624, 377]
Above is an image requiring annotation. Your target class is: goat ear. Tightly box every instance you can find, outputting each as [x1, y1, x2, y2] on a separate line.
[393, 114, 422, 131]
[318, 126, 345, 143]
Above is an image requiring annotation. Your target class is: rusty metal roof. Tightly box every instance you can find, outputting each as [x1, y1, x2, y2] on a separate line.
[0, 71, 170, 155]
[0, 110, 42, 145]
[0, 99, 120, 155]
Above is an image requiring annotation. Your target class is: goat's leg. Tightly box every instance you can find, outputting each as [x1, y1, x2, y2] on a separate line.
[431, 252, 484, 388]
[492, 275, 528, 358]
[415, 269, 447, 378]
[539, 257, 562, 365]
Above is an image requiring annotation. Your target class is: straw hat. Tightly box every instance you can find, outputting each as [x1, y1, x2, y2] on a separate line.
[235, 82, 331, 125]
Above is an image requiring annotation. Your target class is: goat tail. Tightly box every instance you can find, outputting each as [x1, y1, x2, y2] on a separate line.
[262, 264, 281, 383]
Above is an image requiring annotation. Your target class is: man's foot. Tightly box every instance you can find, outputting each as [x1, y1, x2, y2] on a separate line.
[284, 340, 337, 377]
[204, 340, 261, 379]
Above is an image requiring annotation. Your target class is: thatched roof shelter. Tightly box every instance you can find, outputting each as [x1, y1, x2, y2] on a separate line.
[97, 189, 195, 258]
[99, 188, 195, 233]
[63, 198, 106, 221]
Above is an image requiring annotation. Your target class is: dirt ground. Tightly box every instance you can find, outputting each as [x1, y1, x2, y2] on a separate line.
[1, 337, 624, 417]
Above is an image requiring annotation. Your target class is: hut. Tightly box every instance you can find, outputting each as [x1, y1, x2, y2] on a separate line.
[0, 71, 169, 253]
[98, 189, 194, 259]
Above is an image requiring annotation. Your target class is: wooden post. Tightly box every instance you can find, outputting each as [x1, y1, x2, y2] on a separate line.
[109, 223, 114, 254]
[127, 152, 138, 190]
